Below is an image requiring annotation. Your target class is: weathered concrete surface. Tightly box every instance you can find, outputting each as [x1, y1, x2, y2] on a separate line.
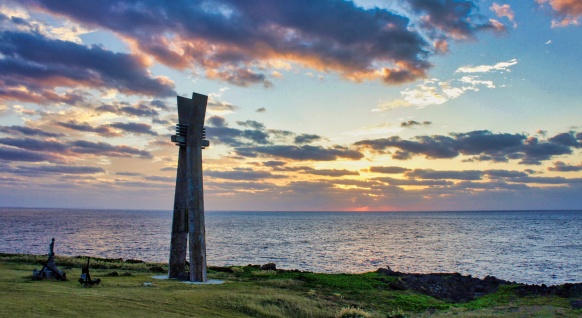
[168, 92, 208, 282]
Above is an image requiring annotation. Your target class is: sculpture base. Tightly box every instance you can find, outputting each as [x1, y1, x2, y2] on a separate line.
[151, 275, 224, 284]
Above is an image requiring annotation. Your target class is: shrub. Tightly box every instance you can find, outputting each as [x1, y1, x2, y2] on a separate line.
[225, 293, 335, 318]
[231, 267, 244, 274]
[261, 279, 304, 288]
[336, 307, 371, 318]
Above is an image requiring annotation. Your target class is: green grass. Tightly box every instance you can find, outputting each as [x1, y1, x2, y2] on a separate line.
[0, 254, 580, 318]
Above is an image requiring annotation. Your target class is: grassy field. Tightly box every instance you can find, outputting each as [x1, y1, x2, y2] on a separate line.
[0, 254, 580, 318]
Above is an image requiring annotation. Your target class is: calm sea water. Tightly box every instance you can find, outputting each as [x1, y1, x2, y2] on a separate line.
[1, 208, 581, 285]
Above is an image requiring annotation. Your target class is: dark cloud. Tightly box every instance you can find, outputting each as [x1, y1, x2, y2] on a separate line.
[405, 169, 483, 180]
[0, 31, 176, 102]
[0, 146, 67, 163]
[235, 145, 364, 161]
[407, 0, 507, 40]
[402, 168, 529, 181]
[373, 176, 453, 186]
[69, 140, 152, 158]
[400, 120, 432, 128]
[109, 122, 158, 136]
[115, 172, 143, 176]
[294, 134, 323, 144]
[13, 0, 464, 86]
[369, 166, 411, 174]
[355, 130, 575, 165]
[506, 176, 582, 185]
[548, 161, 582, 172]
[0, 137, 152, 159]
[143, 175, 175, 183]
[302, 169, 359, 177]
[209, 68, 272, 88]
[547, 132, 581, 148]
[11, 164, 105, 175]
[149, 100, 169, 110]
[206, 170, 287, 181]
[207, 99, 241, 113]
[95, 103, 160, 118]
[160, 166, 176, 171]
[54, 120, 122, 137]
[208, 115, 227, 127]
[262, 160, 287, 167]
[0, 125, 65, 137]
[256, 107, 266, 113]
[236, 120, 266, 130]
[485, 170, 528, 178]
[152, 118, 171, 125]
[241, 130, 269, 144]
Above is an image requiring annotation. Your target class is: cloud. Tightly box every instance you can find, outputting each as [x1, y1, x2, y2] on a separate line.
[54, 120, 122, 137]
[108, 122, 158, 136]
[548, 161, 582, 172]
[407, 0, 507, 40]
[12, 0, 478, 86]
[207, 68, 273, 88]
[373, 176, 453, 186]
[271, 71, 284, 79]
[455, 59, 518, 73]
[373, 73, 500, 111]
[207, 97, 240, 114]
[262, 160, 287, 167]
[490, 3, 517, 28]
[0, 137, 152, 159]
[142, 175, 174, 183]
[0, 31, 176, 103]
[355, 130, 575, 165]
[95, 103, 160, 118]
[115, 172, 143, 176]
[294, 134, 323, 144]
[255, 107, 266, 113]
[207, 115, 227, 127]
[236, 120, 266, 130]
[344, 122, 403, 136]
[537, 0, 582, 27]
[302, 169, 359, 177]
[0, 145, 67, 163]
[401, 120, 432, 128]
[0, 125, 65, 137]
[405, 169, 483, 180]
[235, 145, 364, 161]
[7, 164, 105, 175]
[206, 169, 286, 181]
[369, 166, 412, 174]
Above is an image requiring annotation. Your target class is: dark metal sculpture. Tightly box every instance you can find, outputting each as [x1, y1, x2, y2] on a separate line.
[79, 257, 101, 286]
[32, 238, 66, 281]
[168, 92, 209, 282]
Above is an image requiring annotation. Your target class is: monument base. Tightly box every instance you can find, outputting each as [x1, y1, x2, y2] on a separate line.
[151, 275, 224, 284]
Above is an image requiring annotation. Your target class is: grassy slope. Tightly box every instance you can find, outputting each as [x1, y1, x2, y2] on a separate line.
[0, 254, 580, 318]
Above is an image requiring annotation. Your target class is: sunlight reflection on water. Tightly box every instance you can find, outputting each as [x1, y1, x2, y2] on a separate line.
[1, 208, 581, 285]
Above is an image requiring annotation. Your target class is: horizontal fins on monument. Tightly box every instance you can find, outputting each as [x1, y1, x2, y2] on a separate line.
[171, 124, 209, 149]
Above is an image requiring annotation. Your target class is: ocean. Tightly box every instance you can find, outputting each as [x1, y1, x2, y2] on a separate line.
[1, 208, 581, 285]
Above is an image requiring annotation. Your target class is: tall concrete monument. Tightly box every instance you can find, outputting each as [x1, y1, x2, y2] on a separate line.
[168, 92, 209, 282]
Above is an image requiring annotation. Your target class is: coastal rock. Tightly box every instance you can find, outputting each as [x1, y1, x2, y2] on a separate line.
[261, 263, 276, 271]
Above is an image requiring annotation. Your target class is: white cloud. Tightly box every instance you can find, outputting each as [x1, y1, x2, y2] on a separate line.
[460, 76, 495, 89]
[373, 74, 501, 111]
[343, 122, 403, 136]
[545, 40, 552, 44]
[455, 59, 518, 73]
[272, 71, 284, 79]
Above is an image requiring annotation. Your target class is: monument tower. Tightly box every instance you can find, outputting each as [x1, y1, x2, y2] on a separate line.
[168, 92, 209, 282]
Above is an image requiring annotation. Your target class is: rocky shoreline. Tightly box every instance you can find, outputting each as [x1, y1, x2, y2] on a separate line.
[376, 266, 582, 309]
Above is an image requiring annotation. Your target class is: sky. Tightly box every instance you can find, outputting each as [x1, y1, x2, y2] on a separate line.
[0, 0, 581, 211]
